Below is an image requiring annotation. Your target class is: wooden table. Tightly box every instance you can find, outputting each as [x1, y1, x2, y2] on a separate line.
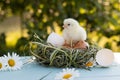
[0, 53, 120, 80]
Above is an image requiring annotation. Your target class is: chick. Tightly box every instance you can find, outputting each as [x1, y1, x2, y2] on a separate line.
[62, 18, 88, 49]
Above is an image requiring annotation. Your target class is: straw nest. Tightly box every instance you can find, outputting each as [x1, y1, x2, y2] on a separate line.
[29, 38, 101, 69]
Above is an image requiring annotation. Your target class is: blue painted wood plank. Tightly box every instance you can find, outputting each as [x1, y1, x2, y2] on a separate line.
[0, 54, 120, 80]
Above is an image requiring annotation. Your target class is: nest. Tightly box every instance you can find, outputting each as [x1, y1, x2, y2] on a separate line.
[30, 39, 101, 69]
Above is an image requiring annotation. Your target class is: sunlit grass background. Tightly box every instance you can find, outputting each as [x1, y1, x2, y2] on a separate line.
[1, 16, 119, 52]
[0, 0, 120, 56]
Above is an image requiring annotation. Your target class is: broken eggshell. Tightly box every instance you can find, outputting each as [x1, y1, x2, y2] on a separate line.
[96, 49, 114, 67]
[47, 32, 65, 47]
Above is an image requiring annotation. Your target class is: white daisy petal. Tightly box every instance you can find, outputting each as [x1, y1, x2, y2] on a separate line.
[8, 52, 11, 58]
[4, 55, 7, 58]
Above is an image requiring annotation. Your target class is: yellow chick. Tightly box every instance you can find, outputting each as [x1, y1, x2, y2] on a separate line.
[62, 18, 88, 49]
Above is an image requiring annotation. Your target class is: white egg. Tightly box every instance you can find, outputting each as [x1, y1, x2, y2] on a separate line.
[47, 32, 65, 47]
[96, 49, 114, 67]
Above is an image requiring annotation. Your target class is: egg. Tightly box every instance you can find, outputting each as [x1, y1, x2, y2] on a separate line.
[95, 49, 114, 67]
[47, 32, 65, 47]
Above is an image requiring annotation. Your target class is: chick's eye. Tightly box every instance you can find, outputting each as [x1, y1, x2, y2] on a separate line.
[68, 24, 70, 26]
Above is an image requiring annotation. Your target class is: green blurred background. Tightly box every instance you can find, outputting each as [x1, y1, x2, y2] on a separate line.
[0, 0, 120, 56]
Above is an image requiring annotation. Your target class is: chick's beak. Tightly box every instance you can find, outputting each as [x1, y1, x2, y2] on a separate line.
[63, 24, 67, 28]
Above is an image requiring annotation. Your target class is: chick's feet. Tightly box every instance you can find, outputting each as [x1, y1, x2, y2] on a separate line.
[73, 40, 88, 49]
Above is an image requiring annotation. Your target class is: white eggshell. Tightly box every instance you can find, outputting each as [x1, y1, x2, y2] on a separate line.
[47, 32, 65, 47]
[85, 42, 89, 48]
[96, 49, 114, 67]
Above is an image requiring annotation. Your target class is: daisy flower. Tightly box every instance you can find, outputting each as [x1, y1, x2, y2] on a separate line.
[55, 68, 80, 80]
[85, 57, 96, 68]
[4, 52, 23, 71]
[0, 57, 6, 71]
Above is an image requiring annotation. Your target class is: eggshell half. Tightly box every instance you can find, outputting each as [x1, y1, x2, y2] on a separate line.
[47, 32, 65, 47]
[96, 49, 114, 67]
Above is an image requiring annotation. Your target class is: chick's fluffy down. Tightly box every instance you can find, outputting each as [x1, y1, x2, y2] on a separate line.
[63, 18, 87, 44]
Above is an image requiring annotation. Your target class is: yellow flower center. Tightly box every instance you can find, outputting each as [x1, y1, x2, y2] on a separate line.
[0, 63, 2, 69]
[85, 61, 93, 67]
[8, 59, 15, 67]
[63, 73, 72, 79]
